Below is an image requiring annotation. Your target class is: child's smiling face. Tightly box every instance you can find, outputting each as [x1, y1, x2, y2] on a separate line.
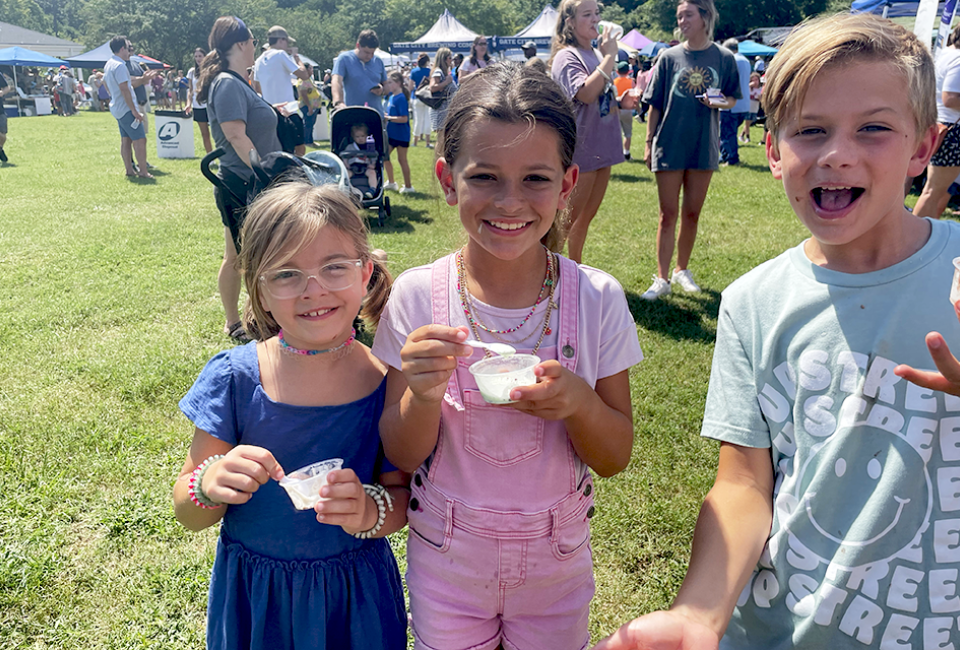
[436, 118, 578, 264]
[766, 60, 937, 269]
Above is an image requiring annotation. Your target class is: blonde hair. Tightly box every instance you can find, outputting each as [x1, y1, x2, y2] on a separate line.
[764, 13, 935, 141]
[676, 0, 717, 43]
[238, 183, 391, 340]
[432, 47, 452, 76]
[552, 0, 596, 60]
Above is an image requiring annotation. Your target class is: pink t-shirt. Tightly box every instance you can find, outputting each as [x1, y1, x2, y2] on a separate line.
[372, 255, 644, 387]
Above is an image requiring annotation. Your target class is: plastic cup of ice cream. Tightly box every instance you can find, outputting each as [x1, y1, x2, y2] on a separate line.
[468, 354, 540, 404]
[279, 458, 343, 510]
[952, 257, 960, 306]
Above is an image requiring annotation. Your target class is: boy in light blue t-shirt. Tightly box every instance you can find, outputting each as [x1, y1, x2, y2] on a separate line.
[594, 13, 960, 650]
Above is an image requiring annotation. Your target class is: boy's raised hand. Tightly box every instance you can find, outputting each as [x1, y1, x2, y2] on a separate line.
[202, 445, 285, 506]
[400, 325, 472, 403]
[314, 468, 372, 534]
[590, 611, 719, 650]
[894, 303, 960, 396]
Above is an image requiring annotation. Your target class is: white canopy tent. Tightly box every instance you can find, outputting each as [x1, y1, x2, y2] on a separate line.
[391, 9, 480, 53]
[494, 4, 557, 59]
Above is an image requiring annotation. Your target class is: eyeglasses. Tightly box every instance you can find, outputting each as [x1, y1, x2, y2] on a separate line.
[259, 259, 363, 298]
[252, 38, 260, 48]
[598, 85, 614, 118]
[477, 41, 487, 46]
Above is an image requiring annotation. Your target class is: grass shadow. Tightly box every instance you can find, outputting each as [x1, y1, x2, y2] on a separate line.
[626, 288, 721, 344]
[610, 171, 652, 184]
[371, 204, 433, 234]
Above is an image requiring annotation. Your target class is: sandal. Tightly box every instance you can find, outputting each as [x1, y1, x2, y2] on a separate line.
[227, 321, 252, 344]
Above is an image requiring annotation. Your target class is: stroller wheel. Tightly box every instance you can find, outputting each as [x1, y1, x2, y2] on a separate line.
[384, 196, 392, 217]
[377, 207, 386, 227]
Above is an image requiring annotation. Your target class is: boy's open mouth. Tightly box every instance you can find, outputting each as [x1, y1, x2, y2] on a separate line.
[812, 186, 865, 212]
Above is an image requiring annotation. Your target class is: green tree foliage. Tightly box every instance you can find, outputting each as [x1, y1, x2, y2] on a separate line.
[7, 0, 835, 69]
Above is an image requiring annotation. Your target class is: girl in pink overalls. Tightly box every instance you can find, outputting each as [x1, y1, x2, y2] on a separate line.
[372, 63, 644, 650]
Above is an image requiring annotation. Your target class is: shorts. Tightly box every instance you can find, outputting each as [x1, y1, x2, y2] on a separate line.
[618, 110, 633, 139]
[193, 107, 208, 123]
[406, 479, 594, 650]
[214, 169, 253, 253]
[387, 137, 409, 150]
[931, 121, 960, 167]
[0, 111, 7, 135]
[743, 112, 758, 122]
[116, 111, 146, 140]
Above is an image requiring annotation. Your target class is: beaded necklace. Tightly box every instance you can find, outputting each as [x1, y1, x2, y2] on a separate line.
[457, 248, 557, 355]
[277, 328, 356, 356]
[456, 247, 553, 335]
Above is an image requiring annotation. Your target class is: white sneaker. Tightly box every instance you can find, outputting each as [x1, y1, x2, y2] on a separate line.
[641, 276, 671, 301]
[399, 186, 416, 194]
[383, 181, 399, 192]
[671, 269, 701, 293]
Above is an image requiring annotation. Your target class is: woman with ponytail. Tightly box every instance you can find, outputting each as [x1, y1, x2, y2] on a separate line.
[199, 16, 283, 344]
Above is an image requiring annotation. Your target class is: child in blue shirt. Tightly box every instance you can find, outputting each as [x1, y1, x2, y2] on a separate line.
[383, 71, 413, 193]
[595, 13, 960, 650]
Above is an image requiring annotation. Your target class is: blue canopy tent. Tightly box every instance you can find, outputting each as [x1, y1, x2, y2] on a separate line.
[638, 41, 668, 57]
[0, 46, 71, 114]
[65, 41, 166, 69]
[738, 40, 777, 56]
[851, 0, 946, 17]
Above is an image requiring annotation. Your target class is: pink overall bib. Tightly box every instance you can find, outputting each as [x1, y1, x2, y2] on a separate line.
[406, 253, 595, 650]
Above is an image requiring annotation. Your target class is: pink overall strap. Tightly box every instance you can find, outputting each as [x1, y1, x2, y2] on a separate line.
[430, 253, 464, 409]
[555, 255, 580, 373]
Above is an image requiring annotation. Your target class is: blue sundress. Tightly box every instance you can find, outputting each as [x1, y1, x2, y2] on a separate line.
[179, 342, 406, 650]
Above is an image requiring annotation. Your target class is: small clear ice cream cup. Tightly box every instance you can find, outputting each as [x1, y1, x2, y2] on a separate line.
[951, 257, 960, 307]
[468, 354, 540, 404]
[279, 458, 343, 510]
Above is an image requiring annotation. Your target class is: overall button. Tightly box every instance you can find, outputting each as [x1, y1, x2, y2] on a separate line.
[562, 344, 575, 359]
[410, 498, 420, 511]
[414, 474, 423, 487]
[583, 483, 592, 497]
[586, 505, 596, 519]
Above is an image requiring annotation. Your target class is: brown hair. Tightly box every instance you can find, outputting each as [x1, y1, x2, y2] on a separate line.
[357, 29, 379, 50]
[197, 16, 251, 104]
[763, 13, 935, 141]
[388, 70, 409, 102]
[469, 36, 491, 68]
[238, 183, 392, 339]
[432, 47, 452, 76]
[552, 0, 590, 61]
[439, 62, 577, 253]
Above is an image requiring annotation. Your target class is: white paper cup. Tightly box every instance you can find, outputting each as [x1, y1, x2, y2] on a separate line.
[278, 458, 343, 510]
[468, 354, 540, 404]
[952, 257, 960, 306]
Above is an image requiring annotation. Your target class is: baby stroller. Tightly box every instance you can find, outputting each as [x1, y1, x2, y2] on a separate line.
[200, 147, 352, 220]
[330, 105, 391, 227]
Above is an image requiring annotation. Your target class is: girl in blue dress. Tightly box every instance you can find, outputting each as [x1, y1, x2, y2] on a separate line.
[174, 181, 408, 650]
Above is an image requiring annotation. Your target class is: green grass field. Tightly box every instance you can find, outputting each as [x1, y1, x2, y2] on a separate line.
[1, 108, 810, 649]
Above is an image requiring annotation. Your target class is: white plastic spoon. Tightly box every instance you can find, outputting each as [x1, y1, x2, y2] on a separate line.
[463, 340, 516, 357]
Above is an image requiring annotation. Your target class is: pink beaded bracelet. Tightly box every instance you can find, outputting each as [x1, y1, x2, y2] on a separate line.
[188, 455, 224, 509]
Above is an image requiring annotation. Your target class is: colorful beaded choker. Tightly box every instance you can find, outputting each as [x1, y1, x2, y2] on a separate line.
[277, 328, 356, 356]
[455, 247, 553, 335]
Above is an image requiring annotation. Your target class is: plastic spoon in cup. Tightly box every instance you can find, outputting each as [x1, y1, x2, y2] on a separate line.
[463, 340, 516, 357]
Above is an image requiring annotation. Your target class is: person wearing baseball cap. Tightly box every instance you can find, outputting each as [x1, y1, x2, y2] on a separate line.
[521, 41, 537, 59]
[253, 25, 310, 155]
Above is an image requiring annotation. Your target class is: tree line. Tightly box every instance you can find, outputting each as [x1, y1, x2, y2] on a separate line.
[2, 0, 847, 72]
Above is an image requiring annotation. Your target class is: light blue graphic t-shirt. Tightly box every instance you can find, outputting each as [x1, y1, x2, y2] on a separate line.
[703, 218, 960, 649]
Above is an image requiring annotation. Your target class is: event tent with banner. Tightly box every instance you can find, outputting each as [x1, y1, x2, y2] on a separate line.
[390, 9, 479, 53]
[65, 41, 167, 70]
[491, 4, 558, 55]
[0, 46, 71, 115]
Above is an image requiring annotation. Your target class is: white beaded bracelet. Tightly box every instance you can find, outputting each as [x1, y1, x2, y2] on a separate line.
[353, 483, 395, 539]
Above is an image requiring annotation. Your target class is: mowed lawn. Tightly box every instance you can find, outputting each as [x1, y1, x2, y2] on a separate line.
[0, 108, 812, 649]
